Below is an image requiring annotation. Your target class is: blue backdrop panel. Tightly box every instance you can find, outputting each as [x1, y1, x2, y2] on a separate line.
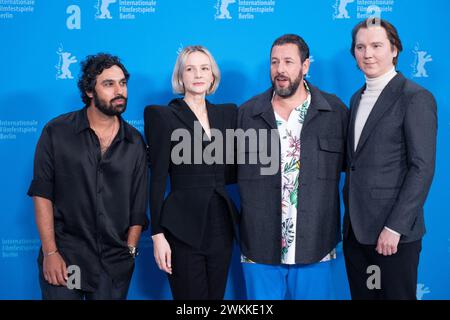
[0, 0, 448, 299]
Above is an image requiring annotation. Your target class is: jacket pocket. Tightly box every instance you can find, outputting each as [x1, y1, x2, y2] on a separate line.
[317, 138, 344, 180]
[318, 138, 344, 153]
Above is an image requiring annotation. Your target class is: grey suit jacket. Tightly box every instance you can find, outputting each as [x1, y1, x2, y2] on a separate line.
[237, 82, 348, 264]
[343, 72, 437, 244]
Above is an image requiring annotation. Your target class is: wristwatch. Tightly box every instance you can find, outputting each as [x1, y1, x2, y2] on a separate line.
[128, 245, 139, 258]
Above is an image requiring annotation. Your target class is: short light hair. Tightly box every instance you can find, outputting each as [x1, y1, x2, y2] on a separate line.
[172, 45, 221, 95]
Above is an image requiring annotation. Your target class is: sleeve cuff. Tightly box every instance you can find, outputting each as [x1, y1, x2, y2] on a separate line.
[384, 226, 401, 236]
[151, 225, 164, 235]
[130, 213, 149, 231]
[27, 179, 54, 202]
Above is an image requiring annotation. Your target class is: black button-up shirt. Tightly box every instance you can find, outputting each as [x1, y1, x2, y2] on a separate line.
[27, 107, 148, 291]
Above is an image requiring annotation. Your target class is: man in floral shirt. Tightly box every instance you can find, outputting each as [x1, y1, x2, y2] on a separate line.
[238, 34, 348, 299]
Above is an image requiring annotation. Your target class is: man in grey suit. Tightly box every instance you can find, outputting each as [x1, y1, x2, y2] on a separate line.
[343, 18, 437, 300]
[237, 34, 348, 299]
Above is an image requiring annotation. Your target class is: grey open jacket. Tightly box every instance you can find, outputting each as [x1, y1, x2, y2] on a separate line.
[237, 82, 349, 264]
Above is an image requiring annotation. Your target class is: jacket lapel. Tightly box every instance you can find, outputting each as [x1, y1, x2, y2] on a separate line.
[170, 98, 223, 146]
[354, 73, 405, 154]
[251, 89, 277, 130]
[206, 101, 224, 135]
[348, 86, 364, 160]
[171, 99, 195, 129]
[203, 101, 224, 147]
[252, 84, 333, 132]
[302, 82, 333, 133]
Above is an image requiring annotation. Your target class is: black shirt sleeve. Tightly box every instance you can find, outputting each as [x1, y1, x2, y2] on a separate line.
[27, 124, 55, 201]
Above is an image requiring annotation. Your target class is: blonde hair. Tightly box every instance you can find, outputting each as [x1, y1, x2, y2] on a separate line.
[172, 45, 221, 95]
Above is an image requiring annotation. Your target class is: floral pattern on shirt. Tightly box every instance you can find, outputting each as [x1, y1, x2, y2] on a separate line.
[277, 85, 310, 264]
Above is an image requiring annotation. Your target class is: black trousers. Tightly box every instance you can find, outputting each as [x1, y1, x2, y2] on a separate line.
[166, 193, 234, 300]
[39, 264, 132, 300]
[343, 225, 421, 300]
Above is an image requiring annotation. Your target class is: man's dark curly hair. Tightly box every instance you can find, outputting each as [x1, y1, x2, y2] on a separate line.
[77, 53, 130, 105]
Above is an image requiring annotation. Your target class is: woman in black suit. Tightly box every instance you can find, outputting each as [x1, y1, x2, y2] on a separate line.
[144, 46, 238, 300]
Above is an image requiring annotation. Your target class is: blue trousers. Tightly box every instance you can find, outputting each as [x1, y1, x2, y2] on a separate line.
[242, 260, 335, 300]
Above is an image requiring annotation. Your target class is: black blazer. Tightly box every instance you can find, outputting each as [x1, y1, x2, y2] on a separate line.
[237, 83, 349, 264]
[343, 73, 437, 244]
[144, 98, 238, 249]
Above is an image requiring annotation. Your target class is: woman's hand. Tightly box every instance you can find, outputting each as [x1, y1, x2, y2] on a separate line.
[152, 233, 172, 274]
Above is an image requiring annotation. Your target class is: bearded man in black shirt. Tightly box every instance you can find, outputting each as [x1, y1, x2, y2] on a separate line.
[28, 53, 148, 300]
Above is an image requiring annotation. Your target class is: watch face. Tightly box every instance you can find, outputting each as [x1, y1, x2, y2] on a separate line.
[128, 246, 138, 257]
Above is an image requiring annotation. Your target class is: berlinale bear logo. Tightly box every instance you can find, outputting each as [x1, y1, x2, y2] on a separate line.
[333, 0, 355, 19]
[215, 0, 236, 20]
[412, 44, 433, 78]
[56, 46, 78, 80]
[96, 0, 116, 19]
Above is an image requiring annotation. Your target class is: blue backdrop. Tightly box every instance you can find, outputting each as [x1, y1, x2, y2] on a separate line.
[0, 0, 448, 300]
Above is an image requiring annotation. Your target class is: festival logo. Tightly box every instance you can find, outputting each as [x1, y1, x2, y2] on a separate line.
[56, 45, 78, 80]
[332, 0, 395, 20]
[95, 0, 116, 19]
[416, 283, 431, 300]
[214, 0, 236, 20]
[412, 44, 432, 78]
[214, 0, 275, 20]
[332, 0, 355, 19]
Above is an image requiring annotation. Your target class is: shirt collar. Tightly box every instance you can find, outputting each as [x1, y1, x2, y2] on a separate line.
[74, 106, 134, 143]
[74, 107, 90, 134]
[295, 81, 311, 111]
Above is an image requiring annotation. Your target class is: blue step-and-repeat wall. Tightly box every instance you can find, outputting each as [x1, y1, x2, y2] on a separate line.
[0, 0, 448, 299]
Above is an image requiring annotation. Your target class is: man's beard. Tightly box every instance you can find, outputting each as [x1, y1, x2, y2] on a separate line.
[93, 91, 127, 117]
[272, 71, 303, 98]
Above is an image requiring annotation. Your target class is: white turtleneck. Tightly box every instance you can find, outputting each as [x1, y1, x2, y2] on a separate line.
[353, 66, 401, 237]
[354, 67, 397, 151]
